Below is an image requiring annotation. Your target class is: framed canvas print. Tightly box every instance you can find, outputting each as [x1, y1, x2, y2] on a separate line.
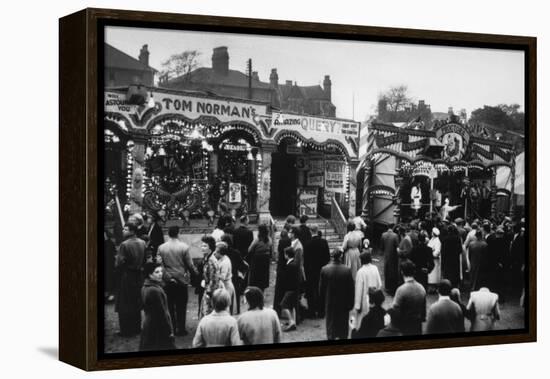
[59, 8, 536, 371]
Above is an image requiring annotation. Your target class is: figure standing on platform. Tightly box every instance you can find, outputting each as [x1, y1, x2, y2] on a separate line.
[440, 198, 461, 221]
[410, 183, 422, 216]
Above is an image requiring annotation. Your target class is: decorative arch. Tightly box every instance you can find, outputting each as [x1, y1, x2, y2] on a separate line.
[369, 148, 513, 169]
[272, 129, 351, 160]
[104, 113, 132, 136]
[217, 121, 262, 145]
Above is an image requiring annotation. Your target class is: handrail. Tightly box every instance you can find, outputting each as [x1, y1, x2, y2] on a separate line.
[298, 198, 329, 237]
[267, 212, 276, 240]
[330, 196, 347, 238]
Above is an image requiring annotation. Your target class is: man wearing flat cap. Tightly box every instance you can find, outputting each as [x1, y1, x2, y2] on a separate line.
[426, 279, 465, 334]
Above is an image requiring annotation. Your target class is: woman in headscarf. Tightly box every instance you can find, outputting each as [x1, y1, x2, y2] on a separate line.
[140, 262, 175, 351]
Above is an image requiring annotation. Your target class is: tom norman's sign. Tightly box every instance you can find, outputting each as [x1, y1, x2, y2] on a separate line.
[105, 90, 269, 128]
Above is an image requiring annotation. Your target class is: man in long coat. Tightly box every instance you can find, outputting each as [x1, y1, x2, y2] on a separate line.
[426, 279, 465, 334]
[468, 230, 489, 291]
[319, 249, 355, 340]
[233, 215, 254, 258]
[381, 224, 399, 294]
[391, 260, 426, 336]
[486, 227, 509, 299]
[116, 223, 147, 336]
[440, 225, 463, 288]
[303, 225, 331, 318]
[410, 233, 435, 290]
[297, 215, 313, 246]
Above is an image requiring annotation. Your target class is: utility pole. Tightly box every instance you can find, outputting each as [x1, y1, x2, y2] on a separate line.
[247, 58, 252, 99]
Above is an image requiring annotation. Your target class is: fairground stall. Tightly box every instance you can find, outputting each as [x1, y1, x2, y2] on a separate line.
[103, 85, 360, 226]
[360, 119, 519, 227]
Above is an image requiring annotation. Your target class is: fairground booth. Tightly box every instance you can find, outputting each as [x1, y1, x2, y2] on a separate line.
[103, 85, 360, 228]
[360, 118, 520, 233]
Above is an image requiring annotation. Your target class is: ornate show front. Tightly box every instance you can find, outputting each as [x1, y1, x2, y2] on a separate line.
[361, 120, 518, 225]
[103, 86, 360, 223]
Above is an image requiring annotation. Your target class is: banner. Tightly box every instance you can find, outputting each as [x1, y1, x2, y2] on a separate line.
[228, 183, 242, 203]
[325, 161, 346, 193]
[307, 156, 324, 187]
[323, 190, 335, 205]
[105, 90, 269, 129]
[297, 187, 318, 217]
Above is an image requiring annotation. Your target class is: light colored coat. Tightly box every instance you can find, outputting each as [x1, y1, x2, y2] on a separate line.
[353, 264, 382, 329]
[467, 288, 500, 331]
[192, 311, 241, 347]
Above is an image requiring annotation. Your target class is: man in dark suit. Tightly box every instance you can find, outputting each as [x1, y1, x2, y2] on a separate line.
[232, 215, 254, 258]
[391, 260, 426, 336]
[381, 224, 400, 294]
[303, 225, 331, 318]
[410, 233, 435, 290]
[280, 247, 301, 331]
[469, 230, 489, 291]
[297, 215, 312, 246]
[319, 248, 355, 340]
[426, 279, 465, 334]
[486, 227, 509, 301]
[116, 223, 147, 336]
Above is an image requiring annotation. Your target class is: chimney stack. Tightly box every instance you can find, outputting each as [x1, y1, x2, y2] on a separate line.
[269, 68, 279, 87]
[252, 71, 259, 81]
[139, 44, 150, 67]
[286, 80, 293, 86]
[323, 75, 332, 101]
[212, 46, 229, 75]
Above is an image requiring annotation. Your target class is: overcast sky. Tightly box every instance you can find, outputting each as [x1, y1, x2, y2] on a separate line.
[106, 26, 524, 122]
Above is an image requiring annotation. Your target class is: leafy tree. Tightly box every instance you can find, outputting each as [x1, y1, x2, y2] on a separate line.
[376, 85, 432, 125]
[378, 85, 413, 112]
[158, 50, 201, 83]
[469, 104, 524, 133]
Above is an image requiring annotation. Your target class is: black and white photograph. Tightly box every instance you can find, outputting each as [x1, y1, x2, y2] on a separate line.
[100, 23, 527, 355]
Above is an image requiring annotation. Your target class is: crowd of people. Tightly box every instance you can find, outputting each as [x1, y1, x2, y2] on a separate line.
[104, 208, 526, 352]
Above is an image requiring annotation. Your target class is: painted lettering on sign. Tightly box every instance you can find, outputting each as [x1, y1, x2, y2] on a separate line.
[105, 91, 268, 127]
[374, 133, 408, 148]
[297, 187, 319, 217]
[272, 113, 359, 138]
[471, 144, 493, 160]
[325, 161, 346, 193]
[161, 98, 257, 119]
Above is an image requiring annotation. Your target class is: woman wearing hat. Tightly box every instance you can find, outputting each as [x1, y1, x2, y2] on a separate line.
[428, 227, 442, 292]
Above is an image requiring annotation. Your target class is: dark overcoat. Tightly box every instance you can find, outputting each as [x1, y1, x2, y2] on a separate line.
[319, 261, 354, 340]
[441, 234, 463, 287]
[381, 230, 400, 293]
[140, 279, 175, 351]
[304, 236, 331, 294]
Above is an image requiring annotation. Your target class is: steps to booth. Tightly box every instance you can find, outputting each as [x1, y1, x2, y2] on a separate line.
[272, 218, 344, 252]
[157, 217, 344, 251]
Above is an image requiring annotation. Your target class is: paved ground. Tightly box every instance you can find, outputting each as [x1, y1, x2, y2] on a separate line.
[103, 249, 525, 353]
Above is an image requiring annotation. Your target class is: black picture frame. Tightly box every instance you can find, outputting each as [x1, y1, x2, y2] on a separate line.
[59, 7, 536, 371]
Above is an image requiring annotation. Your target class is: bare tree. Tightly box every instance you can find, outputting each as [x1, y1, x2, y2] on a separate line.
[378, 85, 413, 112]
[159, 50, 201, 84]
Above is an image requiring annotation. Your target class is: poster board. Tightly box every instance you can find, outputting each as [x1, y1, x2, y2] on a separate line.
[297, 187, 318, 217]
